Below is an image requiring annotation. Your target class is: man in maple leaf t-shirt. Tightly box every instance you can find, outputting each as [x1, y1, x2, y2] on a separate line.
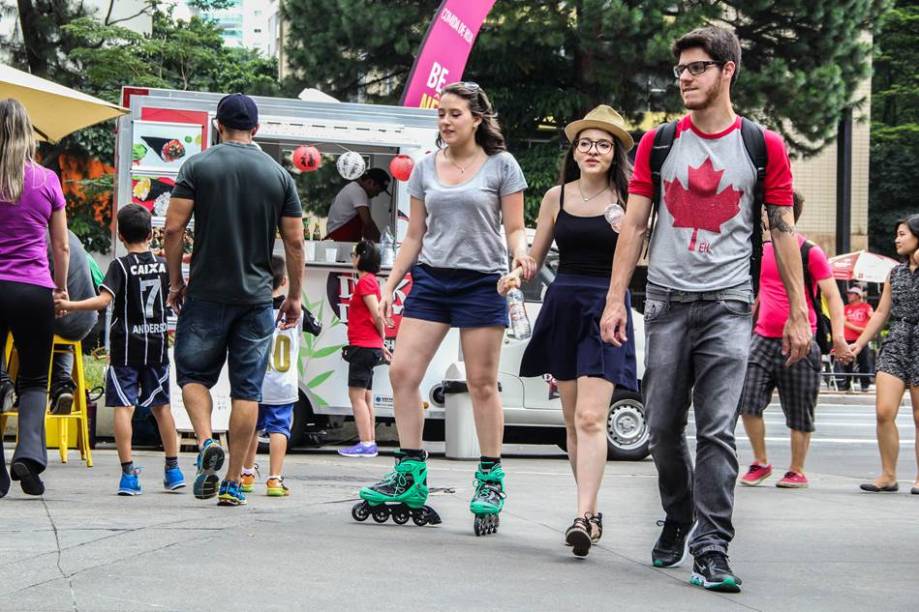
[600, 26, 812, 592]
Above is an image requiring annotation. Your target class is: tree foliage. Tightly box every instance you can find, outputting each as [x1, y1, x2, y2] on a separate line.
[868, 0, 919, 255]
[283, 0, 889, 221]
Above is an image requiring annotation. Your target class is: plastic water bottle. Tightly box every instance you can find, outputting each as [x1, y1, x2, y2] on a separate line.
[604, 203, 625, 233]
[380, 227, 395, 267]
[506, 288, 531, 339]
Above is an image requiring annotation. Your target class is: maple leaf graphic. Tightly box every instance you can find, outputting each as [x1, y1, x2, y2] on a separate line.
[664, 157, 743, 251]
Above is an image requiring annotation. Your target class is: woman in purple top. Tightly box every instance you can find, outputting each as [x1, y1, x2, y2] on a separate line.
[0, 98, 70, 498]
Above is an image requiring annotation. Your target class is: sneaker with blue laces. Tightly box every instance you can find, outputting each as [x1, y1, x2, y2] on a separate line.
[118, 468, 142, 496]
[338, 442, 379, 458]
[217, 480, 247, 506]
[164, 466, 186, 491]
[193, 439, 225, 500]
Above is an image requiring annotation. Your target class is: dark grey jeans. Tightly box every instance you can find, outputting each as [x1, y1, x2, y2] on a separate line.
[643, 283, 754, 556]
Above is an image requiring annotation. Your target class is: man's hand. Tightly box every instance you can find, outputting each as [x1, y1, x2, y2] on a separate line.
[167, 284, 187, 314]
[782, 312, 812, 366]
[600, 298, 628, 346]
[277, 296, 302, 330]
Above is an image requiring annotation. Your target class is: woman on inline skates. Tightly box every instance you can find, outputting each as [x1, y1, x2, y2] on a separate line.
[352, 82, 533, 534]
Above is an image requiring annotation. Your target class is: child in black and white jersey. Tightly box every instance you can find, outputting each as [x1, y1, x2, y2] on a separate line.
[57, 204, 185, 495]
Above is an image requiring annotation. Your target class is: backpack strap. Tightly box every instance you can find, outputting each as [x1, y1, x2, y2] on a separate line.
[740, 117, 767, 295]
[800, 240, 820, 314]
[646, 120, 678, 256]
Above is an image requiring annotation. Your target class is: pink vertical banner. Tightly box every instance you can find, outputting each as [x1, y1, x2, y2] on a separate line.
[401, 0, 497, 109]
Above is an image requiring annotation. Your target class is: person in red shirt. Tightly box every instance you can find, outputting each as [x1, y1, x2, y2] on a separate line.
[339, 240, 389, 457]
[836, 286, 874, 391]
[739, 192, 851, 490]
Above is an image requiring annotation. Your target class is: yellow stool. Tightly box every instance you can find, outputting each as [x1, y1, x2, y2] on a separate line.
[1, 332, 94, 467]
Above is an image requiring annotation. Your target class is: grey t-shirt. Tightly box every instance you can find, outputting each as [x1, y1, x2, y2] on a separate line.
[48, 230, 98, 339]
[407, 150, 527, 274]
[172, 142, 302, 304]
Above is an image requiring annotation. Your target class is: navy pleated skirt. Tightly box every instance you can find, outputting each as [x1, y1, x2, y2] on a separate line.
[519, 273, 638, 390]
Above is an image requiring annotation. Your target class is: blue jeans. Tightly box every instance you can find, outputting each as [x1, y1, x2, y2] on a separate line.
[174, 297, 274, 402]
[642, 283, 753, 557]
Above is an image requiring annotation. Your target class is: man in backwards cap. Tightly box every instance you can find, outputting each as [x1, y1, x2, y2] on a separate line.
[165, 93, 304, 507]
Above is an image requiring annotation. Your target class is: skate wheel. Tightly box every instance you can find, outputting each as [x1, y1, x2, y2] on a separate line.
[474, 514, 498, 536]
[351, 501, 370, 522]
[372, 507, 390, 523]
[411, 512, 428, 527]
[391, 508, 409, 525]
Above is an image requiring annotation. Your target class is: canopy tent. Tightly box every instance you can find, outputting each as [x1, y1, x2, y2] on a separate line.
[0, 63, 127, 142]
[829, 250, 899, 284]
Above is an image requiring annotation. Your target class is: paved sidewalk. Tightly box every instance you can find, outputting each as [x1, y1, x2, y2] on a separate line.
[0, 448, 917, 611]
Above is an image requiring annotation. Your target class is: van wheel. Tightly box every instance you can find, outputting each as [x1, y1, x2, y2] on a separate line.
[606, 390, 649, 461]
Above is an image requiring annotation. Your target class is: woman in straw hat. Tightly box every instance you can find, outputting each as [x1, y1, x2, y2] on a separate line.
[0, 98, 70, 498]
[499, 105, 638, 557]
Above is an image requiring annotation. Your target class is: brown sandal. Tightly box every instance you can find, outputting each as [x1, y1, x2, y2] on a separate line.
[565, 515, 592, 557]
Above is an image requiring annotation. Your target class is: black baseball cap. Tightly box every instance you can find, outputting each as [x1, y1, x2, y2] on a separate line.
[364, 168, 391, 194]
[216, 93, 258, 130]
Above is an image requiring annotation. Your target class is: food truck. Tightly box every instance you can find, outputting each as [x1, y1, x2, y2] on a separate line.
[111, 87, 649, 460]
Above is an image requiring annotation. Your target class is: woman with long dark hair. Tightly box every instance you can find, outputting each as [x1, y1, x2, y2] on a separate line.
[352, 82, 534, 535]
[500, 105, 638, 556]
[0, 98, 70, 498]
[851, 214, 919, 494]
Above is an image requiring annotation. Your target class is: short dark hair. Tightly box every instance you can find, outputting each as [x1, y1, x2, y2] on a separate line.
[270, 255, 287, 290]
[363, 168, 390, 189]
[792, 191, 805, 223]
[672, 26, 742, 88]
[354, 239, 381, 274]
[117, 204, 152, 243]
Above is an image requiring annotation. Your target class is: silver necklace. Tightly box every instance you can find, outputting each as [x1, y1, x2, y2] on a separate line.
[578, 180, 609, 202]
[446, 149, 480, 175]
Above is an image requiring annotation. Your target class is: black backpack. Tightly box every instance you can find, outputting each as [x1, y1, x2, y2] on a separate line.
[648, 117, 768, 293]
[801, 240, 833, 354]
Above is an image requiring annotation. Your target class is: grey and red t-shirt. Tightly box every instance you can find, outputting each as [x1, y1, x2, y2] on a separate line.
[629, 115, 794, 292]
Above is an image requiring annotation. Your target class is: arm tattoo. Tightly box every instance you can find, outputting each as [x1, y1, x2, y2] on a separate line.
[766, 205, 794, 235]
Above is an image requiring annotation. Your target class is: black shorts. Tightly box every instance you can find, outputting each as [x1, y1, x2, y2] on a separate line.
[346, 347, 384, 389]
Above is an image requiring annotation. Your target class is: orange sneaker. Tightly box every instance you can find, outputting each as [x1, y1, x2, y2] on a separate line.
[266, 476, 290, 497]
[240, 465, 259, 493]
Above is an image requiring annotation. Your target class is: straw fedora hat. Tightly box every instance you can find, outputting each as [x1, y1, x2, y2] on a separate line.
[564, 105, 634, 151]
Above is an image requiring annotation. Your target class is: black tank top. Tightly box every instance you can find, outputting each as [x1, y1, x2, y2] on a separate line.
[554, 185, 618, 277]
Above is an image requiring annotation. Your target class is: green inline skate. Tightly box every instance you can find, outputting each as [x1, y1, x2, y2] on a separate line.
[470, 463, 506, 536]
[352, 451, 441, 526]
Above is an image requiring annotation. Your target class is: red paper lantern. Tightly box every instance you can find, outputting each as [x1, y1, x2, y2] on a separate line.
[389, 154, 414, 182]
[293, 145, 321, 172]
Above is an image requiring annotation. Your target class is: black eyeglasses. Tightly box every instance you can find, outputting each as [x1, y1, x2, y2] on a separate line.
[673, 60, 725, 78]
[576, 139, 613, 155]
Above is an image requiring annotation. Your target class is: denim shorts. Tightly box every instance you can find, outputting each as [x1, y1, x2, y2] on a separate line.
[257, 402, 294, 438]
[174, 297, 274, 402]
[402, 264, 508, 328]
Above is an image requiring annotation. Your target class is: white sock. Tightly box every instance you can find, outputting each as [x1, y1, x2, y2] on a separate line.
[361, 441, 375, 447]
[242, 467, 255, 476]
